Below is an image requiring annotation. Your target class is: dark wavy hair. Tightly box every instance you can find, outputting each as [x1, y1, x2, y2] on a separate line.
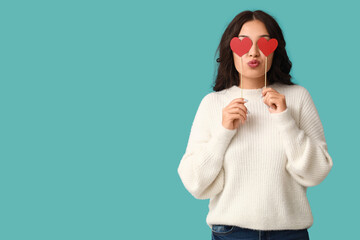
[212, 10, 295, 91]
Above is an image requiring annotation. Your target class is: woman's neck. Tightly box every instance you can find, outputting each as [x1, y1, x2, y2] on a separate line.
[239, 75, 269, 89]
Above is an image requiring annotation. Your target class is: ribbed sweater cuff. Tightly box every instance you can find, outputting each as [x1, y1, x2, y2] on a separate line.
[208, 123, 237, 157]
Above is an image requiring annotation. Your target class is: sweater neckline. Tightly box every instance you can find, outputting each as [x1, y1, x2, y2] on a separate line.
[225, 82, 279, 99]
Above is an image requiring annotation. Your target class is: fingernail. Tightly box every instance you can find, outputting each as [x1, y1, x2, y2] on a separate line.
[244, 99, 248, 102]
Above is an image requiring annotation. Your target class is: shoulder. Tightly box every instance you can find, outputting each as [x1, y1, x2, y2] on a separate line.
[199, 89, 228, 105]
[196, 90, 229, 120]
[195, 92, 216, 113]
[272, 82, 312, 101]
[273, 82, 307, 93]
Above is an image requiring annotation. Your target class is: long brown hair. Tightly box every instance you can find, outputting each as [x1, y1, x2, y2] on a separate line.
[212, 10, 295, 91]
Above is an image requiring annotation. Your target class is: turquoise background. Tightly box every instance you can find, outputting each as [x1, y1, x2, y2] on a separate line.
[0, 0, 357, 239]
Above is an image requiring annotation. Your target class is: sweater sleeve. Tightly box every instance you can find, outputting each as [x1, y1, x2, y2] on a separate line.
[269, 87, 333, 187]
[177, 94, 237, 199]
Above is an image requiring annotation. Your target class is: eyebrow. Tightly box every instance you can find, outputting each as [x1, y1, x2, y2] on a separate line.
[238, 34, 270, 38]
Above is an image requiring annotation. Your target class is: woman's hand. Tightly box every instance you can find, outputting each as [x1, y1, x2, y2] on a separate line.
[261, 88, 287, 113]
[222, 98, 248, 130]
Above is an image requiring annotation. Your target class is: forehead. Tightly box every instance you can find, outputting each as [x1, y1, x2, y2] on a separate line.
[238, 20, 269, 37]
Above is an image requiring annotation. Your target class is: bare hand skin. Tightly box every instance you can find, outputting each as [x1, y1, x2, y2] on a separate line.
[261, 87, 287, 113]
[222, 98, 248, 130]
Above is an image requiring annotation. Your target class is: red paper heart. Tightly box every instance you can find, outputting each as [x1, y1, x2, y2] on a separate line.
[230, 37, 252, 57]
[257, 37, 278, 56]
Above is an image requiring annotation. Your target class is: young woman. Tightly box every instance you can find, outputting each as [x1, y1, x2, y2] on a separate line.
[177, 10, 333, 240]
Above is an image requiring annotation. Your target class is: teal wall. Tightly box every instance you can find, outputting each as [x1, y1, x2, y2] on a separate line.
[0, 0, 356, 239]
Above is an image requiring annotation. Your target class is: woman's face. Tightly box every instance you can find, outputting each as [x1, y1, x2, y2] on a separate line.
[233, 20, 274, 79]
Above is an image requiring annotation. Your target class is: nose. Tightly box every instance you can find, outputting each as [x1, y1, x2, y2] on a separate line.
[248, 39, 260, 57]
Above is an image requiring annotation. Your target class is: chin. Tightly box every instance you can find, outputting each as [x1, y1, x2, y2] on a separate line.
[243, 73, 264, 78]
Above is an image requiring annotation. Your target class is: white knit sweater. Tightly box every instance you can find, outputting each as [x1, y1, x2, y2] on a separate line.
[177, 82, 333, 231]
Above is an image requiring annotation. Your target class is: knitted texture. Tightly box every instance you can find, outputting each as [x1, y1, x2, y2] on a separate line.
[177, 82, 333, 231]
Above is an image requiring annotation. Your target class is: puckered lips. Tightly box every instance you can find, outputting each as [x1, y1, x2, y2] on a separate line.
[247, 59, 260, 68]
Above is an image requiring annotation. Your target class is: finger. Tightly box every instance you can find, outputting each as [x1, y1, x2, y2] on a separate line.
[228, 108, 247, 120]
[227, 101, 247, 110]
[229, 103, 248, 115]
[263, 93, 280, 103]
[228, 112, 246, 122]
[261, 88, 277, 97]
[229, 98, 248, 104]
[264, 96, 280, 109]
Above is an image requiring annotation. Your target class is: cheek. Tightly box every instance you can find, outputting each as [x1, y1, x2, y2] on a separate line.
[267, 54, 274, 70]
[233, 53, 243, 70]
